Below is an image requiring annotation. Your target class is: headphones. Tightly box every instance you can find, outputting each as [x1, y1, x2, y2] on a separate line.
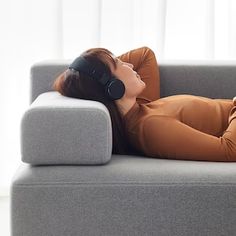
[68, 56, 125, 100]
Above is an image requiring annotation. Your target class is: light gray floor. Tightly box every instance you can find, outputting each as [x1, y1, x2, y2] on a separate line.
[0, 196, 10, 236]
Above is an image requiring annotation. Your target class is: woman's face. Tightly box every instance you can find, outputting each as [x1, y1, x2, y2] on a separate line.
[111, 58, 146, 99]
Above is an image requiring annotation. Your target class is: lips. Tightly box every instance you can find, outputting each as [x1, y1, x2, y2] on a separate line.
[135, 72, 140, 78]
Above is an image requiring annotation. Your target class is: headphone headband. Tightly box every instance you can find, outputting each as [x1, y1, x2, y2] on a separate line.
[68, 55, 125, 100]
[69, 56, 108, 83]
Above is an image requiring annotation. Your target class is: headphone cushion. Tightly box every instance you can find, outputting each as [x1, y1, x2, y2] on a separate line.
[106, 78, 125, 100]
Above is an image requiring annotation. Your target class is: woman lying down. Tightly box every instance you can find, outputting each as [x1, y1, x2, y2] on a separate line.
[53, 46, 236, 162]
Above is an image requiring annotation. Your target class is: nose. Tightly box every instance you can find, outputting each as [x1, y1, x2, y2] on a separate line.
[126, 63, 134, 69]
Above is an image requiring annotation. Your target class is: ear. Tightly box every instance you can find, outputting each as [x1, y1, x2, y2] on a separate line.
[106, 78, 125, 100]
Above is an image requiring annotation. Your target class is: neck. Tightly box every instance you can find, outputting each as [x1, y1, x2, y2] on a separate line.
[115, 97, 137, 117]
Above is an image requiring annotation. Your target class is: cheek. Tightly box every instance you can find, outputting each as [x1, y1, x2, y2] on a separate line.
[128, 78, 142, 90]
[114, 69, 139, 88]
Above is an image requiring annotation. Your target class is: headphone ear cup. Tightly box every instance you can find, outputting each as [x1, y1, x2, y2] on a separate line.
[105, 77, 125, 100]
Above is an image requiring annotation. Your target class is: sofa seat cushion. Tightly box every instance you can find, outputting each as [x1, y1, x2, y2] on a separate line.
[12, 155, 236, 184]
[11, 155, 236, 236]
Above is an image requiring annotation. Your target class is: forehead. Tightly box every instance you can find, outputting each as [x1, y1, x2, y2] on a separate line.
[113, 58, 123, 68]
[103, 53, 118, 67]
[111, 57, 122, 71]
[115, 57, 122, 63]
[105, 56, 120, 72]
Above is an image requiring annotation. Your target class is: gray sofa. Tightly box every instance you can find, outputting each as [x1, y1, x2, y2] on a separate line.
[11, 60, 236, 236]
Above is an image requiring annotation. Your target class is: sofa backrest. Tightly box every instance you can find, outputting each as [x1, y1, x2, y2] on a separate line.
[30, 60, 236, 104]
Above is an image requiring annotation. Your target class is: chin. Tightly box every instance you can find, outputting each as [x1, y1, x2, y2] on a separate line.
[140, 84, 146, 94]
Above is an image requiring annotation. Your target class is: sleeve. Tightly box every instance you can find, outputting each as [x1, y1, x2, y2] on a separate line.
[117, 46, 160, 104]
[141, 116, 236, 162]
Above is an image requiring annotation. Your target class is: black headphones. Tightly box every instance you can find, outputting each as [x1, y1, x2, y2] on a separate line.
[68, 56, 125, 100]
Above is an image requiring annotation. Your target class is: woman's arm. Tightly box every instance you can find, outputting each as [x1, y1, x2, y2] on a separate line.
[141, 115, 236, 162]
[117, 46, 160, 104]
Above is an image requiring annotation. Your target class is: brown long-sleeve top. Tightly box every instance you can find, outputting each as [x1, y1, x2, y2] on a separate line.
[118, 47, 236, 162]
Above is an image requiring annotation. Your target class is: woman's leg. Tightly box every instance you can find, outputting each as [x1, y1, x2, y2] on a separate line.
[117, 46, 160, 104]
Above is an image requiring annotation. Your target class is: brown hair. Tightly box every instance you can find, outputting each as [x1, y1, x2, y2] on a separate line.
[53, 48, 139, 155]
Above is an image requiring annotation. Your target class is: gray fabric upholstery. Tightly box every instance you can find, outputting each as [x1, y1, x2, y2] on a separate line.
[21, 91, 112, 165]
[30, 60, 69, 103]
[159, 61, 236, 99]
[11, 156, 236, 236]
[11, 60, 236, 236]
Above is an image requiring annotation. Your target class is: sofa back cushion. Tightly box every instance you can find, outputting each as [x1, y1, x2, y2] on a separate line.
[30, 60, 236, 104]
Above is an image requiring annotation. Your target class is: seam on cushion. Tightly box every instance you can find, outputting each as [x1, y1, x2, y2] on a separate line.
[12, 182, 236, 187]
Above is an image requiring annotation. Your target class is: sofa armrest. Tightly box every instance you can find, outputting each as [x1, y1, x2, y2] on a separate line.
[21, 91, 112, 165]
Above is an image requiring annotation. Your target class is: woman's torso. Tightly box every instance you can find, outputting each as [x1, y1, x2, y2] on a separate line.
[125, 94, 233, 137]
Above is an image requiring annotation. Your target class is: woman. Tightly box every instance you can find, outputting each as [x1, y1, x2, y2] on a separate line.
[53, 46, 236, 161]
